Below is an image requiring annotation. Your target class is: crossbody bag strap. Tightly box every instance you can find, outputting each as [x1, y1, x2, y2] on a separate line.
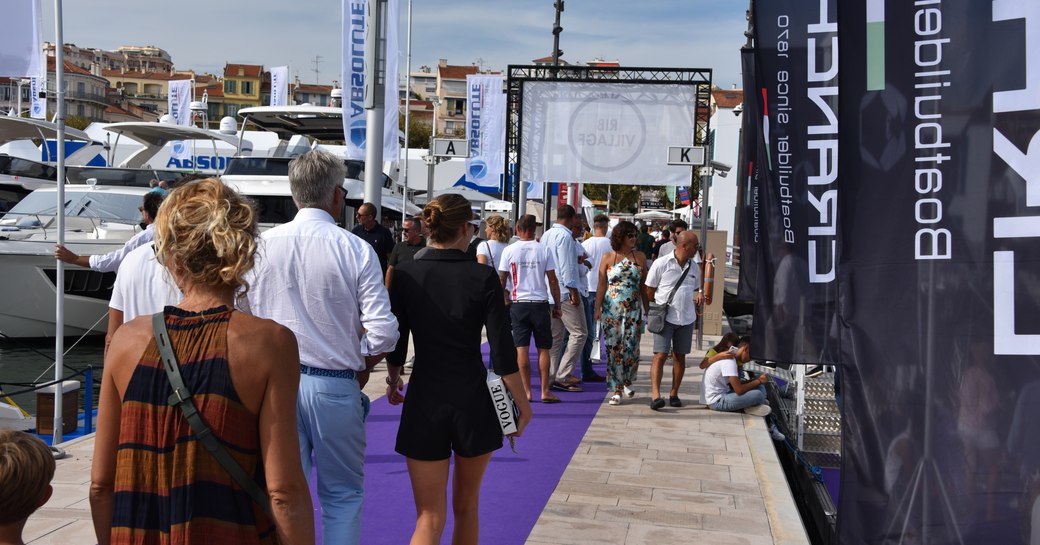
[152, 313, 273, 518]
[663, 262, 692, 306]
[485, 241, 495, 269]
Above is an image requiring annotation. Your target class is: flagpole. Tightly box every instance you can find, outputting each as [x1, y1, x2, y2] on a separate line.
[402, 0, 413, 208]
[53, 0, 67, 445]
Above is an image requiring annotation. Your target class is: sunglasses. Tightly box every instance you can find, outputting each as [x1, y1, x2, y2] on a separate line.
[625, 233, 637, 239]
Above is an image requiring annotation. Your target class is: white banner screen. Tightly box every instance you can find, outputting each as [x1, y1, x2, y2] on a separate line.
[520, 82, 698, 186]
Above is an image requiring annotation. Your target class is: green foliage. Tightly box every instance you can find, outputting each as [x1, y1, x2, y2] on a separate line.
[64, 115, 92, 130]
[399, 114, 432, 148]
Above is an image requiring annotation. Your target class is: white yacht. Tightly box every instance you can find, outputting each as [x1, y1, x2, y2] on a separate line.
[0, 185, 149, 338]
[0, 117, 99, 210]
[224, 106, 420, 226]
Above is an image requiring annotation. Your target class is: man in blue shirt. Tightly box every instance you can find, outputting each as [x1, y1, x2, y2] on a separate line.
[541, 204, 589, 391]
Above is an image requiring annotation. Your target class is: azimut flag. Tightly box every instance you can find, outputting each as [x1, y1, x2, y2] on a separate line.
[270, 66, 289, 106]
[341, 0, 399, 162]
[29, 75, 45, 119]
[0, 0, 42, 78]
[464, 74, 506, 192]
[750, 0, 839, 365]
[837, 1, 1040, 544]
[736, 47, 760, 303]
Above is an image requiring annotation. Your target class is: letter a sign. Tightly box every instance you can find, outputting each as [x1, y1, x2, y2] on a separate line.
[433, 138, 470, 158]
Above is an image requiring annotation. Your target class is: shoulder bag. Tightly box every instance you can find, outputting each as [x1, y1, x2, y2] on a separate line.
[152, 313, 273, 517]
[646, 262, 691, 335]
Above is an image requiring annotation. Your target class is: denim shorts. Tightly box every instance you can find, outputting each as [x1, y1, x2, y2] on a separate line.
[652, 320, 695, 354]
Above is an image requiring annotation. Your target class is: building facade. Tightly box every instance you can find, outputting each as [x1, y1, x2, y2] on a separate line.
[222, 64, 263, 118]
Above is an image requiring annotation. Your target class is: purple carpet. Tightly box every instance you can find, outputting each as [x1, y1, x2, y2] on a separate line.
[309, 340, 609, 545]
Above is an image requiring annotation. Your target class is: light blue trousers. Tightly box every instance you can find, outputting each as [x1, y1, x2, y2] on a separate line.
[297, 373, 371, 545]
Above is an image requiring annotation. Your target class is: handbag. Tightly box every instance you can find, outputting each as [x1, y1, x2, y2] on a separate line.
[646, 262, 692, 334]
[486, 369, 519, 435]
[152, 313, 273, 517]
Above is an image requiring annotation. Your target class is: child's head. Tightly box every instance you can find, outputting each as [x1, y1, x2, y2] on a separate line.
[0, 431, 55, 525]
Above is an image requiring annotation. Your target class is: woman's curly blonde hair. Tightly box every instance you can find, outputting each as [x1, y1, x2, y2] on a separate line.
[485, 214, 511, 243]
[154, 178, 258, 293]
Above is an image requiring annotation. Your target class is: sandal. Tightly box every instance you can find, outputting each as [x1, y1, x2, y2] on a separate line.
[551, 381, 583, 392]
[541, 396, 562, 404]
[608, 394, 622, 406]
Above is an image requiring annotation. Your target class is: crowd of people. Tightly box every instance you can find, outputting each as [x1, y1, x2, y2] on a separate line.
[0, 149, 775, 545]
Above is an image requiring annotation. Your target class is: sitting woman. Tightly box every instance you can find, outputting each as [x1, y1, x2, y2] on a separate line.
[386, 193, 532, 545]
[90, 178, 314, 545]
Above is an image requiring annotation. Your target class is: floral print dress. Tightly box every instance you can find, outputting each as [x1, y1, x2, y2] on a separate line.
[601, 255, 643, 392]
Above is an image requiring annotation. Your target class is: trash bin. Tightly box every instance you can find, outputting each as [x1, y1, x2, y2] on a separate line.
[36, 380, 80, 435]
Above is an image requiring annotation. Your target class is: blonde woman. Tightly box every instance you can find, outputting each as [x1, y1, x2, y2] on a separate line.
[91, 179, 314, 545]
[475, 215, 511, 274]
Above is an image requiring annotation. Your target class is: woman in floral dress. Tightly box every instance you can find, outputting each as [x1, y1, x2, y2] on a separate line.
[594, 221, 648, 406]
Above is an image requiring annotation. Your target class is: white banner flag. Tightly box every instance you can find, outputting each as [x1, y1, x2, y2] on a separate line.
[30, 75, 45, 119]
[341, 0, 399, 162]
[270, 65, 289, 106]
[464, 74, 505, 192]
[0, 0, 42, 78]
[168, 79, 193, 160]
[520, 82, 698, 186]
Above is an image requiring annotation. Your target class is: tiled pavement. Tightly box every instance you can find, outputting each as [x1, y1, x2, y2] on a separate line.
[25, 334, 809, 545]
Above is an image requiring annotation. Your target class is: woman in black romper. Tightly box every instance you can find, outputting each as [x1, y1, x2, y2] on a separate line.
[385, 193, 532, 545]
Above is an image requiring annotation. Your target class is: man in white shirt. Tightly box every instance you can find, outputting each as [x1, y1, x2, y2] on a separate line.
[581, 214, 612, 372]
[541, 205, 588, 392]
[499, 214, 562, 403]
[644, 231, 702, 410]
[105, 241, 181, 354]
[242, 149, 399, 545]
[54, 191, 163, 272]
[702, 336, 771, 416]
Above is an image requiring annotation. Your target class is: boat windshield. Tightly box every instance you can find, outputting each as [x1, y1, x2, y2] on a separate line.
[65, 166, 182, 187]
[224, 157, 365, 180]
[1, 190, 142, 224]
[0, 155, 57, 181]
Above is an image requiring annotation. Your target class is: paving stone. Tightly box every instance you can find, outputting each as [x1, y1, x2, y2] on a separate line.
[702, 511, 773, 536]
[702, 479, 765, 497]
[625, 522, 776, 545]
[540, 500, 599, 520]
[641, 459, 726, 481]
[607, 472, 702, 493]
[567, 494, 620, 506]
[26, 520, 97, 544]
[618, 497, 722, 516]
[568, 454, 644, 474]
[560, 467, 611, 484]
[527, 518, 629, 545]
[651, 488, 736, 509]
[588, 445, 659, 459]
[654, 449, 713, 464]
[553, 480, 653, 501]
[595, 505, 702, 529]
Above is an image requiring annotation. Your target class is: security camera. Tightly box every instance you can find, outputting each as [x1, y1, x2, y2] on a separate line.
[732, 103, 743, 116]
[710, 160, 732, 177]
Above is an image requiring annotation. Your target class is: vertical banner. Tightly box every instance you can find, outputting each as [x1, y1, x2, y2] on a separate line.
[750, 0, 839, 365]
[0, 0, 42, 78]
[736, 47, 760, 302]
[341, 0, 399, 162]
[30, 75, 45, 119]
[167, 79, 192, 160]
[269, 65, 289, 106]
[837, 1, 1040, 544]
[465, 73, 506, 192]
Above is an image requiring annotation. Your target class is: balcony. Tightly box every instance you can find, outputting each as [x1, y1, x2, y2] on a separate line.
[68, 91, 107, 103]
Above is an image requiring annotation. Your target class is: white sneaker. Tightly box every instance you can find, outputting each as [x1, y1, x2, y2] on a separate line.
[623, 385, 635, 398]
[743, 404, 772, 417]
[608, 394, 622, 406]
[769, 424, 785, 441]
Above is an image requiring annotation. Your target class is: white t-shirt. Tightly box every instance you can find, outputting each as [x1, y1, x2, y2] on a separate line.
[478, 239, 512, 291]
[703, 356, 740, 406]
[499, 240, 556, 302]
[645, 251, 701, 326]
[109, 242, 182, 322]
[582, 235, 612, 293]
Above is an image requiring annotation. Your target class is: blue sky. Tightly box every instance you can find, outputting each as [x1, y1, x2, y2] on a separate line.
[41, 0, 748, 89]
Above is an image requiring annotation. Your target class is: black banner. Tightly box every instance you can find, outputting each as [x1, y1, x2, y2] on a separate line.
[838, 2, 1040, 544]
[736, 48, 761, 303]
[750, 0, 839, 365]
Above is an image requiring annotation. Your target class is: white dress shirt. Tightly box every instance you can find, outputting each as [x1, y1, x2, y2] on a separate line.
[242, 208, 399, 371]
[109, 241, 181, 322]
[644, 251, 701, 326]
[89, 224, 155, 273]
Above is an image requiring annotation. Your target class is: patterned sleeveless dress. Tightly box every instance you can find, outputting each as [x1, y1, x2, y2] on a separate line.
[111, 306, 278, 545]
[601, 256, 643, 392]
